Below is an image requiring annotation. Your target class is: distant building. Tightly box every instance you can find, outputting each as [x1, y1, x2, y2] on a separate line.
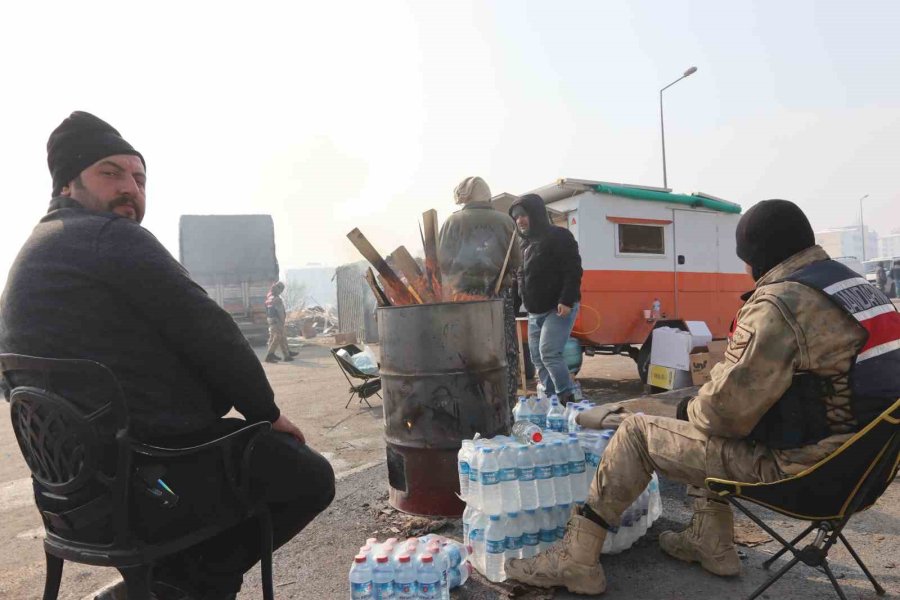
[815, 225, 878, 261]
[284, 264, 337, 308]
[879, 232, 900, 259]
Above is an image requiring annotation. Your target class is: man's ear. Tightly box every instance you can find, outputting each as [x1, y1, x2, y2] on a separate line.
[60, 182, 73, 197]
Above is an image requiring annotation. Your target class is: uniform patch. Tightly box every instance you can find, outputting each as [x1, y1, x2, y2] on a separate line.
[726, 323, 754, 363]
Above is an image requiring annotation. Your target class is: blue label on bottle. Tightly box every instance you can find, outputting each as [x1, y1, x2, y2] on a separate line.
[469, 467, 478, 482]
[499, 467, 517, 482]
[556, 524, 565, 539]
[395, 582, 415, 599]
[486, 539, 506, 554]
[540, 528, 557, 543]
[419, 582, 438, 599]
[523, 532, 539, 546]
[518, 466, 535, 481]
[458, 461, 470, 474]
[505, 535, 524, 550]
[375, 581, 394, 598]
[350, 581, 373, 599]
[549, 417, 566, 432]
[551, 464, 566, 478]
[529, 415, 546, 427]
[535, 465, 553, 480]
[569, 460, 586, 474]
[470, 528, 483, 542]
[481, 471, 500, 485]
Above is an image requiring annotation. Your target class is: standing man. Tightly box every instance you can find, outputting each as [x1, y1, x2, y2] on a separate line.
[264, 281, 296, 363]
[439, 176, 521, 408]
[0, 112, 334, 600]
[509, 194, 582, 405]
[505, 199, 900, 595]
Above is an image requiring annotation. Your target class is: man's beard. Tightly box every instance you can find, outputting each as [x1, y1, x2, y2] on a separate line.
[107, 196, 142, 222]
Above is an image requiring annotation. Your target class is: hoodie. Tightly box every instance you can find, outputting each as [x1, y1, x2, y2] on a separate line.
[509, 194, 583, 314]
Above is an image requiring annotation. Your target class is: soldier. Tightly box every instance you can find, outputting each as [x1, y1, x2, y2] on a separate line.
[505, 199, 900, 595]
[264, 281, 297, 363]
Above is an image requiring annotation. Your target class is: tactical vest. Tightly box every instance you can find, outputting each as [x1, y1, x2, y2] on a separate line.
[749, 259, 900, 449]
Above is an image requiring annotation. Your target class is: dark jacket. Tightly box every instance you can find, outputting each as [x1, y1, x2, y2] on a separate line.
[0, 199, 279, 440]
[509, 194, 582, 314]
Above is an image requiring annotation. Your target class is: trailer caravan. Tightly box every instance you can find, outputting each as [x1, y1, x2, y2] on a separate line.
[495, 179, 754, 380]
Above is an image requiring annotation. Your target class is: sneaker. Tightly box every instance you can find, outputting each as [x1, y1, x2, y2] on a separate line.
[264, 353, 281, 363]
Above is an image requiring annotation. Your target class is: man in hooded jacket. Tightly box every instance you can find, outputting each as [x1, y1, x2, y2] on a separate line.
[505, 199, 900, 595]
[509, 194, 583, 405]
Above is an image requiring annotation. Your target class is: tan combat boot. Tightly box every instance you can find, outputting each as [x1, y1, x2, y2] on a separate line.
[658, 497, 741, 576]
[505, 514, 607, 595]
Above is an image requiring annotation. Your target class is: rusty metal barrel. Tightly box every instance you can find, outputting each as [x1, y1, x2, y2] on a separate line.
[378, 299, 511, 517]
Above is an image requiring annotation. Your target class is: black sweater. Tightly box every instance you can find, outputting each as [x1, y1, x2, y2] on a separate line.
[0, 199, 279, 439]
[509, 194, 583, 314]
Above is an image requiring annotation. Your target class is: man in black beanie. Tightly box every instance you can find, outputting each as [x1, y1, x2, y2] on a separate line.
[0, 112, 335, 600]
[507, 199, 900, 595]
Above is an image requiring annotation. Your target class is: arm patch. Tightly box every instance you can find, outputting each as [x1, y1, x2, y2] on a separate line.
[725, 323, 754, 363]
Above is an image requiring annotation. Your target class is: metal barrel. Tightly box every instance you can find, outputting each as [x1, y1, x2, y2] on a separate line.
[378, 299, 511, 517]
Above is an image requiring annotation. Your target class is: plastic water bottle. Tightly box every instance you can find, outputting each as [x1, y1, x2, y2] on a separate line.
[504, 511, 524, 560]
[511, 420, 543, 445]
[448, 561, 472, 589]
[469, 511, 488, 573]
[550, 441, 573, 505]
[416, 554, 441, 600]
[480, 448, 501, 515]
[457, 440, 473, 500]
[547, 398, 566, 432]
[573, 381, 583, 401]
[373, 554, 395, 599]
[649, 473, 662, 522]
[520, 509, 540, 558]
[583, 434, 601, 497]
[534, 442, 556, 507]
[394, 555, 416, 600]
[485, 514, 507, 582]
[555, 504, 570, 540]
[538, 507, 557, 552]
[568, 406, 585, 433]
[566, 435, 588, 504]
[443, 540, 468, 568]
[512, 396, 529, 422]
[427, 543, 450, 600]
[350, 554, 375, 600]
[468, 446, 481, 510]
[530, 394, 549, 428]
[515, 444, 539, 511]
[498, 445, 520, 513]
[462, 504, 476, 545]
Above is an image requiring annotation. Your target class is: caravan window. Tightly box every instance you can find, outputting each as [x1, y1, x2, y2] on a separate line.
[617, 224, 665, 255]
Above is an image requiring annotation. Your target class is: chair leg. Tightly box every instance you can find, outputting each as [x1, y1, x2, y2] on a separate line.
[345, 392, 356, 409]
[259, 511, 275, 600]
[119, 565, 154, 600]
[42, 552, 64, 600]
[763, 523, 817, 568]
[747, 555, 801, 600]
[820, 560, 849, 600]
[838, 532, 886, 596]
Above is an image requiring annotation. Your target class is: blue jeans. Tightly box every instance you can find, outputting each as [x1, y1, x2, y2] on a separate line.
[528, 303, 579, 396]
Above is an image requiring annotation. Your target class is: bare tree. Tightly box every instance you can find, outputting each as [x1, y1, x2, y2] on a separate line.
[281, 281, 308, 313]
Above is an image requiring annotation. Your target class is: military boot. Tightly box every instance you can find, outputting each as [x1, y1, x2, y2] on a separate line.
[658, 497, 741, 576]
[505, 514, 607, 595]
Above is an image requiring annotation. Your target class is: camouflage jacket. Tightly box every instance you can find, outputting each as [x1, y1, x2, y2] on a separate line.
[687, 245, 867, 474]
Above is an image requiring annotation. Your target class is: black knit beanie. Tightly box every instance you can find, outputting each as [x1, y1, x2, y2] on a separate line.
[47, 111, 145, 197]
[735, 199, 815, 281]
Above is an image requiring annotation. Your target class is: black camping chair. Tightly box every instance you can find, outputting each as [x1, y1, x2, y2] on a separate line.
[706, 398, 900, 600]
[0, 354, 276, 600]
[330, 344, 381, 409]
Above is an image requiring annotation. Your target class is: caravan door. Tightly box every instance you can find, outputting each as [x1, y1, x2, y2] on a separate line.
[673, 209, 720, 323]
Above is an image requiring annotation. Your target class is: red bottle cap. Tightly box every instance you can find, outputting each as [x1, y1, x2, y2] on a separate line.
[398, 554, 411, 563]
[354, 555, 367, 563]
[376, 554, 389, 563]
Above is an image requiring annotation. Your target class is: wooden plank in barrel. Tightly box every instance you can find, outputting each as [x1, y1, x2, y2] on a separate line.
[347, 228, 417, 305]
[390, 246, 436, 304]
[421, 209, 442, 299]
[364, 267, 391, 307]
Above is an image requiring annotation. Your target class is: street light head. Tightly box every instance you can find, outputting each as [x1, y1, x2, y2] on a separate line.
[684, 66, 698, 77]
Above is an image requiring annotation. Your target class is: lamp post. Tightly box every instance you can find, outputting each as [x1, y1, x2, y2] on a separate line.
[660, 66, 698, 189]
[859, 193, 869, 261]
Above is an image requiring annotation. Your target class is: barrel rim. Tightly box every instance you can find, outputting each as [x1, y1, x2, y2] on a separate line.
[377, 298, 503, 311]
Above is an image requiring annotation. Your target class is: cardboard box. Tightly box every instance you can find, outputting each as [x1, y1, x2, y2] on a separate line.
[689, 340, 728, 386]
[649, 364, 694, 391]
[685, 321, 713, 348]
[649, 327, 694, 371]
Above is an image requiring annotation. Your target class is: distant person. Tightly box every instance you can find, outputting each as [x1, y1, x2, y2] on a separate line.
[0, 111, 334, 600]
[509, 194, 583, 405]
[876, 264, 888, 293]
[439, 176, 521, 408]
[265, 281, 297, 363]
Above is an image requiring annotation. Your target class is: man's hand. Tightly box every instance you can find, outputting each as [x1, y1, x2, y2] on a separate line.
[557, 303, 572, 317]
[272, 413, 306, 444]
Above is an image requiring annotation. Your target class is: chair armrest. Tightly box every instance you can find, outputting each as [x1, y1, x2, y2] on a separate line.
[130, 421, 272, 458]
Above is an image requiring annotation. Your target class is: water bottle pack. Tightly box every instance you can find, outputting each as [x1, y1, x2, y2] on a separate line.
[349, 534, 473, 599]
[458, 420, 663, 582]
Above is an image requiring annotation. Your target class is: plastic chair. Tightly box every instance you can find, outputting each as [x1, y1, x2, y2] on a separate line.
[706, 398, 900, 600]
[330, 344, 381, 409]
[0, 353, 277, 600]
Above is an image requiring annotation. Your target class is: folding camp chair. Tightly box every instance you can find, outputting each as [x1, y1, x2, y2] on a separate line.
[706, 398, 900, 600]
[331, 344, 382, 409]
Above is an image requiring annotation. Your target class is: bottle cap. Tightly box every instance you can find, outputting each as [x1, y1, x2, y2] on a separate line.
[376, 554, 389, 563]
[354, 554, 367, 563]
[483, 447, 493, 453]
[421, 554, 433, 563]
[532, 432, 543, 443]
[398, 554, 411, 563]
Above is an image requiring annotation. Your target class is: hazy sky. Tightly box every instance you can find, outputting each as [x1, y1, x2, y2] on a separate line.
[2, 0, 899, 290]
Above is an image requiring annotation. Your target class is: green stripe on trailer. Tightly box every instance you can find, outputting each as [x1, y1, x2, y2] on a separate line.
[594, 183, 742, 214]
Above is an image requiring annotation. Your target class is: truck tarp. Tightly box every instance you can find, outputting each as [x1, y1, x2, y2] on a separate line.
[179, 215, 279, 284]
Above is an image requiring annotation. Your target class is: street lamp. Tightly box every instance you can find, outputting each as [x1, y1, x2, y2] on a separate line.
[660, 66, 698, 189]
[859, 193, 870, 261]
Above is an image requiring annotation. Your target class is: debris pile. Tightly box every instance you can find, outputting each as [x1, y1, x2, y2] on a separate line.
[285, 305, 338, 338]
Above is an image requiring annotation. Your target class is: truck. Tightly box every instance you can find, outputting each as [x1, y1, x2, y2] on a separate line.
[494, 178, 754, 382]
[179, 215, 279, 344]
